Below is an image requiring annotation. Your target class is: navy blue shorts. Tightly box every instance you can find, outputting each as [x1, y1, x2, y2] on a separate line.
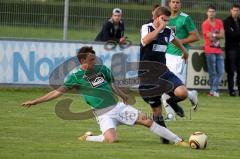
[139, 69, 183, 108]
[161, 69, 183, 89]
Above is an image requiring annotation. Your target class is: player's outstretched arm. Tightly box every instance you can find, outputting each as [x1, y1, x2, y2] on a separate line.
[172, 36, 189, 60]
[21, 86, 68, 108]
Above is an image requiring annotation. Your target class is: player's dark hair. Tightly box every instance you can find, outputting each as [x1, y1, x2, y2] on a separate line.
[152, 4, 160, 12]
[231, 4, 240, 9]
[208, 5, 216, 10]
[153, 6, 171, 18]
[168, 0, 182, 3]
[77, 46, 95, 62]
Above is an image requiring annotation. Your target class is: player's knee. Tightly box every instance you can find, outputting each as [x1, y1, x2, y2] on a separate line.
[174, 86, 188, 99]
[103, 128, 117, 143]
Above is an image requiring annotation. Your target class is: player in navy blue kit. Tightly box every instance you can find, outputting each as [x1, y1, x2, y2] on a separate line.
[139, 6, 189, 144]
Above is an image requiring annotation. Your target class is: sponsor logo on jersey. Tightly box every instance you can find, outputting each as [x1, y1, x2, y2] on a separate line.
[87, 73, 105, 87]
[152, 44, 167, 52]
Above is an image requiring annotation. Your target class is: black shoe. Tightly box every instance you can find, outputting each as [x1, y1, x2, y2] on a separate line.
[229, 91, 236, 96]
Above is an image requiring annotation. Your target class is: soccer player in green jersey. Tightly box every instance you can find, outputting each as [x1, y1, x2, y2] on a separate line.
[162, 0, 201, 120]
[21, 46, 188, 147]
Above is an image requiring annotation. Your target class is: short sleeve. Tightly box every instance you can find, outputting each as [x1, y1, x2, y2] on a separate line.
[63, 73, 78, 89]
[141, 24, 149, 46]
[184, 16, 196, 33]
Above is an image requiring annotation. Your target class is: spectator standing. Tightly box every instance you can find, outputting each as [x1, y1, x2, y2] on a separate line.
[202, 5, 225, 97]
[223, 4, 240, 96]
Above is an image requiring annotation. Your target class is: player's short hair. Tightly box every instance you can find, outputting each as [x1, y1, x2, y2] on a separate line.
[168, 0, 182, 3]
[231, 4, 240, 9]
[208, 5, 216, 10]
[153, 6, 171, 18]
[77, 46, 95, 62]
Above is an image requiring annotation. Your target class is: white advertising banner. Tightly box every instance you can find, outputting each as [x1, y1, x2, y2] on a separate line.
[0, 39, 228, 90]
[186, 49, 228, 89]
[0, 39, 139, 85]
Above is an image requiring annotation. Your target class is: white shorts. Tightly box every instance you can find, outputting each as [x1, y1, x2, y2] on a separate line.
[94, 102, 139, 134]
[166, 53, 187, 84]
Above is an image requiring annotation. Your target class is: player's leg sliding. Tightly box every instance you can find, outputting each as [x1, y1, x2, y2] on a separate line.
[79, 103, 189, 147]
[151, 103, 170, 144]
[136, 113, 189, 147]
[79, 132, 105, 142]
[79, 128, 117, 143]
[86, 134, 105, 142]
[152, 112, 170, 144]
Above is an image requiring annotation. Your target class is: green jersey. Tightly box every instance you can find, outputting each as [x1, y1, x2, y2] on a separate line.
[167, 12, 196, 56]
[64, 65, 118, 109]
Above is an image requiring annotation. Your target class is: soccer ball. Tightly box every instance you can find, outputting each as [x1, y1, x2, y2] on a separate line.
[189, 132, 208, 149]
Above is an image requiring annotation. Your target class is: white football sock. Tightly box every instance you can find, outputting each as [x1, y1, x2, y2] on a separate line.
[162, 93, 175, 117]
[150, 121, 181, 143]
[86, 135, 104, 142]
[187, 90, 194, 100]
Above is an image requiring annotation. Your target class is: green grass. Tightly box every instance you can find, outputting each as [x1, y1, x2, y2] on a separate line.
[1, 25, 222, 47]
[0, 26, 140, 44]
[0, 88, 240, 159]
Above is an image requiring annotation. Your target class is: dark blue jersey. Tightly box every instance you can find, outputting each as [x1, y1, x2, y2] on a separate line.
[140, 22, 174, 64]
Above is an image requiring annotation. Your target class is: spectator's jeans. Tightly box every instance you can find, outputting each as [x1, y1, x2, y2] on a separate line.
[206, 53, 225, 93]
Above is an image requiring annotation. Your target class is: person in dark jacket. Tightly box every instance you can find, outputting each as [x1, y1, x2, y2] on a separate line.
[95, 8, 126, 43]
[223, 4, 240, 96]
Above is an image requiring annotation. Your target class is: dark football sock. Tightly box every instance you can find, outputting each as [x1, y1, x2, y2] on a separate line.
[166, 96, 185, 117]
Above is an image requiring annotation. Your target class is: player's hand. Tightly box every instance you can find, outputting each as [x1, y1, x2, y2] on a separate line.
[21, 100, 37, 108]
[182, 52, 189, 61]
[119, 37, 126, 44]
[158, 16, 168, 29]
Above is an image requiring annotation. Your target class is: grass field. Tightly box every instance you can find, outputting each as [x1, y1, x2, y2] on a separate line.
[1, 25, 227, 48]
[0, 88, 240, 159]
[0, 26, 140, 43]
